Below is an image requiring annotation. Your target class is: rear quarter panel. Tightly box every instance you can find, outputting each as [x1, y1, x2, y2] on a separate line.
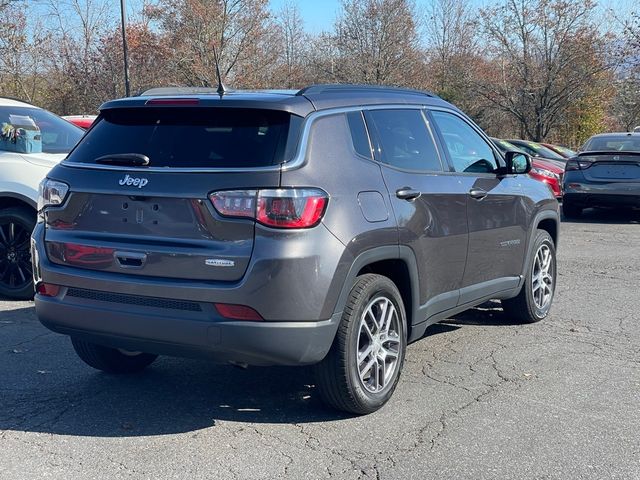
[281, 113, 399, 317]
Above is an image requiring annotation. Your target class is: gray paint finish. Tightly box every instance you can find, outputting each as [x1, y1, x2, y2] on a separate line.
[33, 87, 560, 366]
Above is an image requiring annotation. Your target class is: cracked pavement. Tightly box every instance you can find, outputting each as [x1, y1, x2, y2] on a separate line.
[0, 208, 639, 479]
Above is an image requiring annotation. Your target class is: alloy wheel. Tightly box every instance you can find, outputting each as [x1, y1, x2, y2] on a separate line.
[0, 220, 33, 291]
[531, 244, 554, 310]
[356, 296, 401, 393]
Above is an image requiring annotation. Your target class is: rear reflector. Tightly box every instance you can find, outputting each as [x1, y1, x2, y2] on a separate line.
[214, 303, 263, 321]
[145, 98, 200, 106]
[36, 283, 60, 297]
[209, 188, 328, 229]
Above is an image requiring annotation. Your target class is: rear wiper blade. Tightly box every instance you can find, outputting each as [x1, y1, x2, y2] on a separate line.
[95, 153, 150, 166]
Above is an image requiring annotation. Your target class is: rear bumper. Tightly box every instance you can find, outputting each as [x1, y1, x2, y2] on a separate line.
[35, 290, 340, 366]
[562, 174, 640, 208]
[31, 221, 346, 366]
[563, 191, 640, 208]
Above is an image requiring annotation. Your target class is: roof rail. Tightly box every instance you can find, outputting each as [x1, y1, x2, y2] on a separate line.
[140, 87, 222, 96]
[296, 84, 438, 98]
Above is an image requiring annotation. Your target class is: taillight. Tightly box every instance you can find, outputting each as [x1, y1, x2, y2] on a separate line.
[36, 283, 60, 297]
[530, 167, 560, 180]
[214, 303, 263, 321]
[209, 188, 328, 229]
[38, 179, 69, 211]
[209, 190, 257, 218]
[565, 160, 592, 171]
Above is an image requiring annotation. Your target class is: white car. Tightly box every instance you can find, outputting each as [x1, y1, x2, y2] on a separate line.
[0, 98, 83, 299]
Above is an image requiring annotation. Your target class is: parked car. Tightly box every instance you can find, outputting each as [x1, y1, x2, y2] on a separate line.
[33, 85, 559, 414]
[63, 115, 97, 130]
[0, 97, 83, 299]
[542, 143, 577, 159]
[529, 158, 564, 199]
[492, 139, 563, 198]
[563, 132, 640, 218]
[507, 139, 567, 163]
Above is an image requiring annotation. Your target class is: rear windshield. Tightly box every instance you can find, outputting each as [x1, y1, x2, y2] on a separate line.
[583, 135, 640, 152]
[65, 107, 301, 168]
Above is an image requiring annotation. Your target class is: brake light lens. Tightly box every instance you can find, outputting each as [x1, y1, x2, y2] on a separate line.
[145, 98, 200, 105]
[565, 160, 592, 171]
[209, 190, 257, 218]
[530, 167, 560, 180]
[214, 303, 263, 321]
[209, 188, 328, 229]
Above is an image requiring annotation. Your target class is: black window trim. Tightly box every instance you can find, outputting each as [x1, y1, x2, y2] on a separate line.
[362, 107, 447, 174]
[426, 107, 506, 177]
[345, 110, 375, 161]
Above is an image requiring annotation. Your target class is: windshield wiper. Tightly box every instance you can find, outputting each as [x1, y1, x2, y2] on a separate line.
[95, 153, 150, 166]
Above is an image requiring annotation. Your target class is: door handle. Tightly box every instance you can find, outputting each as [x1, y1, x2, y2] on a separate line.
[468, 188, 488, 200]
[396, 188, 421, 201]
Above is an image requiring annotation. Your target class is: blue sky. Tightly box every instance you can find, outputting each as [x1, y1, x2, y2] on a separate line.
[28, 0, 636, 36]
[268, 0, 636, 34]
[269, 0, 342, 33]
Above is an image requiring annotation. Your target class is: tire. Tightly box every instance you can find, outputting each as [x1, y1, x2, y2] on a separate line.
[314, 274, 407, 415]
[0, 206, 36, 300]
[71, 338, 158, 374]
[502, 229, 557, 323]
[562, 201, 582, 219]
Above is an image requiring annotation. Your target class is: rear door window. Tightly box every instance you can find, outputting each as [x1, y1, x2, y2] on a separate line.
[364, 109, 443, 172]
[65, 108, 301, 168]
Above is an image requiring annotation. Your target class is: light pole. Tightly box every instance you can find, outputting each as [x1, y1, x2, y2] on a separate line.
[120, 0, 131, 97]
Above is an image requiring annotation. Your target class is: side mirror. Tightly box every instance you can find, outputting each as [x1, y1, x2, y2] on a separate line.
[504, 151, 531, 174]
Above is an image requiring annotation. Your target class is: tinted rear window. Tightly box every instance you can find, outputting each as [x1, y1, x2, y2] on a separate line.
[584, 136, 640, 152]
[66, 107, 301, 168]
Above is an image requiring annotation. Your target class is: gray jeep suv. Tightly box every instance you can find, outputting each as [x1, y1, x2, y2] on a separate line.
[32, 85, 559, 414]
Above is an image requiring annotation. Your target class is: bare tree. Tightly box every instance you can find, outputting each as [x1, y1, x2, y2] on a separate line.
[274, 0, 308, 88]
[332, 0, 422, 86]
[611, 75, 640, 131]
[478, 0, 612, 141]
[423, 0, 478, 95]
[0, 7, 52, 104]
[44, 0, 114, 113]
[147, 0, 278, 88]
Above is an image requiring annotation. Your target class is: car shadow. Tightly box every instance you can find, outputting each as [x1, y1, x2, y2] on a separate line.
[0, 305, 352, 438]
[440, 300, 530, 327]
[561, 207, 640, 224]
[0, 300, 526, 438]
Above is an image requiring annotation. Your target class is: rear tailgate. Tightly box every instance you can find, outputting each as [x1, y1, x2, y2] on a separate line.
[43, 105, 301, 282]
[45, 169, 280, 281]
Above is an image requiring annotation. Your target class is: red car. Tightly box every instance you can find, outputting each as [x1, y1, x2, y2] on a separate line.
[492, 138, 564, 199]
[62, 115, 97, 130]
[529, 157, 564, 198]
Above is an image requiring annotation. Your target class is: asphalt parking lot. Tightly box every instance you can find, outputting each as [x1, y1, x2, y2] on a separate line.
[1, 208, 639, 480]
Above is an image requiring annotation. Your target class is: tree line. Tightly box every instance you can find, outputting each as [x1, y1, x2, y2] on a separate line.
[1, 0, 639, 147]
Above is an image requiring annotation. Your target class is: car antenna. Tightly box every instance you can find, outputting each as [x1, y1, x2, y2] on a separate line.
[212, 43, 226, 98]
